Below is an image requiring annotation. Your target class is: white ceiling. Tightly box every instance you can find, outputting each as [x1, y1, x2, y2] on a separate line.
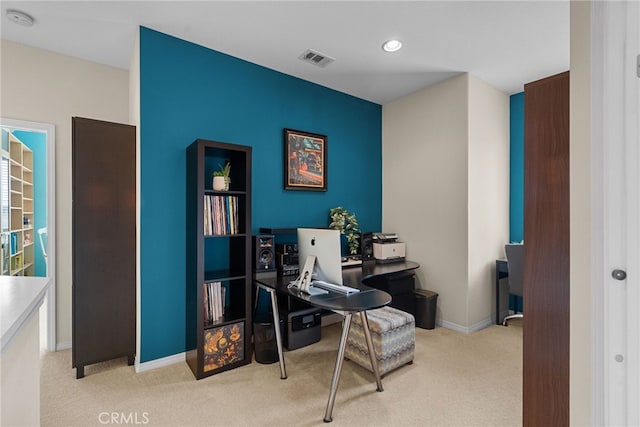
[0, 1, 569, 105]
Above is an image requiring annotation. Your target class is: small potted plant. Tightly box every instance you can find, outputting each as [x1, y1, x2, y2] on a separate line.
[329, 206, 360, 256]
[212, 161, 231, 191]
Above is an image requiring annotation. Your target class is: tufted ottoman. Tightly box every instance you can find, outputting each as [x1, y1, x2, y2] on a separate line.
[345, 306, 415, 376]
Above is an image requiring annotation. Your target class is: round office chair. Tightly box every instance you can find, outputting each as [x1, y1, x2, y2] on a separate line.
[502, 243, 523, 326]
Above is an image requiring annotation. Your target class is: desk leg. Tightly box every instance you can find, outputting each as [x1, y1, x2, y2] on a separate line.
[360, 311, 383, 392]
[496, 261, 500, 325]
[323, 313, 352, 423]
[268, 288, 287, 380]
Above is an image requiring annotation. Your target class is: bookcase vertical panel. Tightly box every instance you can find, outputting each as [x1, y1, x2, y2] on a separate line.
[186, 139, 252, 379]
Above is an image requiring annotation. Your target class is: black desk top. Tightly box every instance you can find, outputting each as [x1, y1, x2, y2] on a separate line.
[254, 260, 420, 313]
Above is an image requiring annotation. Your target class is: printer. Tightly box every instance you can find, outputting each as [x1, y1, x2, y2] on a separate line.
[372, 233, 406, 263]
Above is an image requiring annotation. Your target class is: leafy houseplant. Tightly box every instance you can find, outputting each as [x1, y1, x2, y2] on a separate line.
[212, 161, 231, 191]
[329, 207, 360, 256]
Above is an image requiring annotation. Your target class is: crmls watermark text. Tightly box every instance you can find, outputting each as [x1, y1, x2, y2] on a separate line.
[98, 412, 150, 425]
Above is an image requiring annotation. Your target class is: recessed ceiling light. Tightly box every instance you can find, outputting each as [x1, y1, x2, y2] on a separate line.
[6, 9, 35, 27]
[382, 39, 403, 53]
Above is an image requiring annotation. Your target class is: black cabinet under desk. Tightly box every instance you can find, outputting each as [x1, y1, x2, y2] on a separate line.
[362, 271, 416, 315]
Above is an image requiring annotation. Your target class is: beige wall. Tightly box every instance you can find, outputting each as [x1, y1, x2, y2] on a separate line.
[467, 75, 510, 326]
[1, 40, 130, 347]
[382, 73, 509, 330]
[569, 1, 592, 424]
[382, 75, 468, 327]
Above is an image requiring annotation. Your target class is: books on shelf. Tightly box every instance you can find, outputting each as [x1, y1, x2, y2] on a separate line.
[10, 232, 19, 255]
[11, 254, 22, 271]
[203, 195, 240, 236]
[203, 281, 226, 324]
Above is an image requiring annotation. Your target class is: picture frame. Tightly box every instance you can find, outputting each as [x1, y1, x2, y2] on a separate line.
[284, 128, 327, 191]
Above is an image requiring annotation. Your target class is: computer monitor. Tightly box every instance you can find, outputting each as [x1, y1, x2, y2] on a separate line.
[297, 228, 343, 285]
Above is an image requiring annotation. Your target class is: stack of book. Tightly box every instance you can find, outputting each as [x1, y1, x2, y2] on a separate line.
[204, 195, 239, 236]
[203, 281, 226, 324]
[10, 233, 19, 255]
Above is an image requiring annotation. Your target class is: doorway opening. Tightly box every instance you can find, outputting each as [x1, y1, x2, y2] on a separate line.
[1, 118, 56, 352]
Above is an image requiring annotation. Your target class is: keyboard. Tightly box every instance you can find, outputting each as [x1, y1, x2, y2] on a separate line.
[341, 259, 362, 268]
[311, 280, 360, 295]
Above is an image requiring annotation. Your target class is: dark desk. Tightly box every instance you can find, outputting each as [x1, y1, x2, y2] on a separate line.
[254, 260, 419, 422]
[495, 259, 509, 325]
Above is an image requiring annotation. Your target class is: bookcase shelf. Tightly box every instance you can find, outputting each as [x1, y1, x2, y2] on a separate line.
[186, 139, 252, 379]
[204, 269, 246, 282]
[206, 190, 247, 195]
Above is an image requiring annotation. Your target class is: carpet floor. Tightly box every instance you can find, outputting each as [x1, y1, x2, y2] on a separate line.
[41, 320, 522, 427]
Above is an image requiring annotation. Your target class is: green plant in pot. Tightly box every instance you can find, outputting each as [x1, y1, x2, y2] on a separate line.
[212, 161, 231, 191]
[329, 206, 360, 256]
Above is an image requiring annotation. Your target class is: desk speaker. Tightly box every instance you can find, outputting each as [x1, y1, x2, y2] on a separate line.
[253, 235, 276, 271]
[361, 232, 374, 261]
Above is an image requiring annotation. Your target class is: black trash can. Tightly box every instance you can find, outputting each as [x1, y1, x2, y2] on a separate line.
[414, 289, 438, 329]
[253, 317, 283, 364]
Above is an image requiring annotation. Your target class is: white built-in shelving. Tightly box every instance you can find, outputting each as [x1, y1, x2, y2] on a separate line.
[1, 130, 35, 276]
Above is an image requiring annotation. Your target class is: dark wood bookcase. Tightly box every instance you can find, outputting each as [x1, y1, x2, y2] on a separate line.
[186, 139, 252, 379]
[72, 117, 136, 379]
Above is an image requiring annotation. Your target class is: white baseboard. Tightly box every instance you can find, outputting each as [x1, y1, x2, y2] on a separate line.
[438, 317, 494, 334]
[135, 352, 185, 373]
[56, 341, 71, 351]
[468, 317, 494, 332]
[53, 341, 184, 374]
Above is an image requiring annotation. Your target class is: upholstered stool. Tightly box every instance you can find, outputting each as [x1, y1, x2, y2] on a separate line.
[345, 306, 415, 376]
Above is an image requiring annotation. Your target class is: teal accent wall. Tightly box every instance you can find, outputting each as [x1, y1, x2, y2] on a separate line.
[509, 92, 524, 243]
[509, 93, 524, 313]
[139, 27, 382, 362]
[13, 130, 47, 277]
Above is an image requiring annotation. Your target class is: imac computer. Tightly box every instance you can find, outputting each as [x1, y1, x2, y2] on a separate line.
[291, 228, 360, 295]
[297, 228, 343, 285]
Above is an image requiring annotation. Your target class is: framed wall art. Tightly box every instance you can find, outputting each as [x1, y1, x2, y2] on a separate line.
[284, 128, 327, 191]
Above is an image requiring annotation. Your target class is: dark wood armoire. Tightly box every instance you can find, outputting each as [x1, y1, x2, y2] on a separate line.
[523, 71, 570, 425]
[72, 117, 136, 379]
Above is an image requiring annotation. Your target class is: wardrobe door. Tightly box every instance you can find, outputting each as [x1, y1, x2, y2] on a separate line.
[523, 71, 570, 425]
[72, 117, 136, 379]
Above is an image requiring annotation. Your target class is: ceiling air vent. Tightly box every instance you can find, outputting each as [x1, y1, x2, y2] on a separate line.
[298, 49, 335, 68]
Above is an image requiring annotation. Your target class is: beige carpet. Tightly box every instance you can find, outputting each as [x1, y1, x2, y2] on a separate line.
[41, 321, 522, 427]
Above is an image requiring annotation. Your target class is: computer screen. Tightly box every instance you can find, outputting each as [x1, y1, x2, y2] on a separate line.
[297, 228, 343, 285]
